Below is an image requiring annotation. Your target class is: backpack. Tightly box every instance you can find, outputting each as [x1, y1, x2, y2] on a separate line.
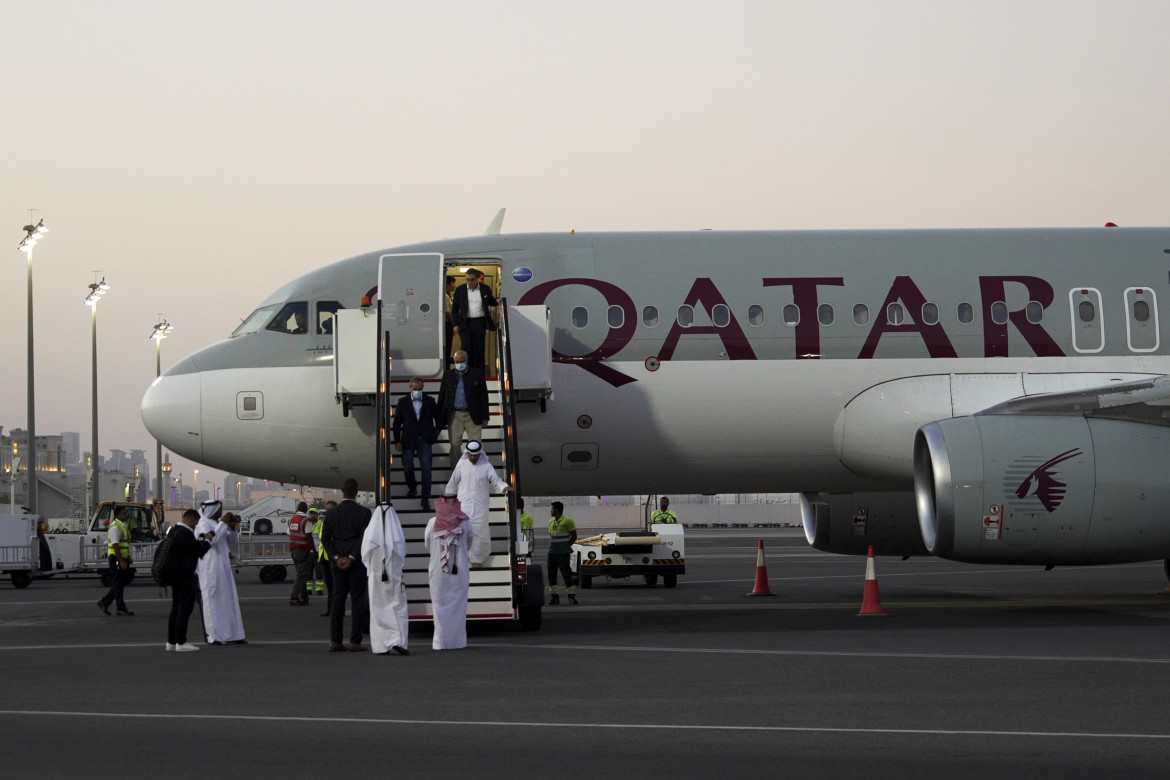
[151, 529, 180, 587]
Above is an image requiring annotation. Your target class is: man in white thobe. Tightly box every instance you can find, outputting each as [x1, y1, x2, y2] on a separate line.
[442, 440, 511, 566]
[424, 495, 472, 650]
[360, 503, 409, 656]
[194, 501, 246, 644]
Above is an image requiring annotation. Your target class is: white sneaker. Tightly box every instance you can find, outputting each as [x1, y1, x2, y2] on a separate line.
[174, 643, 200, 652]
[165, 643, 176, 652]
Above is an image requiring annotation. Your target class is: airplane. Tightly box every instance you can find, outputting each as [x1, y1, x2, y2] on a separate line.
[142, 223, 1170, 574]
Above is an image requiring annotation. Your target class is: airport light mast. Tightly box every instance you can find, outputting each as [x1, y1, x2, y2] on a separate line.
[86, 276, 109, 514]
[150, 318, 174, 502]
[18, 218, 48, 513]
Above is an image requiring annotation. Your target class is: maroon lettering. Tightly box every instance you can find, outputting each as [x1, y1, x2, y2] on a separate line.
[979, 276, 1065, 358]
[858, 276, 958, 359]
[517, 278, 639, 386]
[658, 278, 757, 361]
[762, 278, 845, 359]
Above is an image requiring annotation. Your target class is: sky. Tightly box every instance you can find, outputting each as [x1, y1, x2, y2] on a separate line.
[3, 0, 1169, 497]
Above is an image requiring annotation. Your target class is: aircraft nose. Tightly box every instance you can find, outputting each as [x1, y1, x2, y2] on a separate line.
[141, 372, 203, 462]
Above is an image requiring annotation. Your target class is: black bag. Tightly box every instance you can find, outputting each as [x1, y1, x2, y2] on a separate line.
[151, 530, 180, 586]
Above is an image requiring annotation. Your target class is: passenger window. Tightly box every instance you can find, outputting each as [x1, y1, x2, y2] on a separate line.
[712, 304, 730, 328]
[921, 302, 939, 326]
[677, 305, 695, 328]
[266, 302, 309, 335]
[607, 305, 624, 328]
[1025, 301, 1043, 324]
[853, 304, 869, 326]
[1078, 301, 1095, 323]
[957, 302, 974, 324]
[1134, 300, 1151, 322]
[818, 304, 834, 326]
[990, 301, 1008, 325]
[887, 303, 905, 326]
[747, 305, 765, 327]
[642, 306, 659, 327]
[572, 307, 589, 328]
[782, 304, 800, 326]
[316, 301, 340, 335]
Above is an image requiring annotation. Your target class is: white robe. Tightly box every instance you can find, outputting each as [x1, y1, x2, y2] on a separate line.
[425, 516, 471, 650]
[443, 455, 508, 564]
[360, 505, 409, 654]
[194, 517, 244, 643]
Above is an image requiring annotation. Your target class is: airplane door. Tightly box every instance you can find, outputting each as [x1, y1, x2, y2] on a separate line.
[378, 253, 444, 378]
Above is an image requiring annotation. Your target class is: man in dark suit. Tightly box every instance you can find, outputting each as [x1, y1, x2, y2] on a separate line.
[393, 377, 442, 512]
[450, 267, 498, 372]
[437, 350, 491, 469]
[166, 508, 218, 652]
[322, 478, 372, 652]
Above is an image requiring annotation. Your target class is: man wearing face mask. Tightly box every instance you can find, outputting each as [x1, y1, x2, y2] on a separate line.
[392, 377, 442, 512]
[438, 349, 491, 470]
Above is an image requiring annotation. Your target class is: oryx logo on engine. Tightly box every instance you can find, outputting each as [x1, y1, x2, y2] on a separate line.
[1013, 448, 1083, 513]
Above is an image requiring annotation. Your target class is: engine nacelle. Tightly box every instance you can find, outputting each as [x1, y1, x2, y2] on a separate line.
[801, 491, 929, 557]
[915, 415, 1170, 565]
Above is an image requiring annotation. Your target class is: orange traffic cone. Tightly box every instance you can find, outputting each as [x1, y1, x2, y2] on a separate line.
[858, 544, 886, 616]
[747, 539, 775, 596]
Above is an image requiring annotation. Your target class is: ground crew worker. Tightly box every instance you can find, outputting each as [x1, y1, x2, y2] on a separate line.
[650, 496, 678, 525]
[518, 497, 534, 550]
[547, 501, 578, 605]
[313, 504, 335, 616]
[288, 501, 315, 606]
[97, 505, 134, 616]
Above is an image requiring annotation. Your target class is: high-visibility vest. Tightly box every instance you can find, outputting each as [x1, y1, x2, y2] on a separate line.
[651, 509, 678, 524]
[107, 518, 130, 558]
[313, 517, 329, 561]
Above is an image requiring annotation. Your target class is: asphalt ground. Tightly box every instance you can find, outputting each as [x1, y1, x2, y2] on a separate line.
[2, 528, 1170, 778]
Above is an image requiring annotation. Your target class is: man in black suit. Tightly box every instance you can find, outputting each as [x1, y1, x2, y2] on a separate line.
[392, 377, 442, 512]
[166, 508, 218, 652]
[322, 478, 372, 652]
[438, 350, 491, 469]
[450, 267, 498, 372]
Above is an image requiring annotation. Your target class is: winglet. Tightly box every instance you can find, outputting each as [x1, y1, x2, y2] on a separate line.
[484, 208, 506, 235]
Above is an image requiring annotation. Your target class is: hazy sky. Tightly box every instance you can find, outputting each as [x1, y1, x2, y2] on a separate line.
[3, 0, 1168, 495]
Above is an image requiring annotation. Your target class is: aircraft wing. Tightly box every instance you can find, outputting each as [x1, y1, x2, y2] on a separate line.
[976, 375, 1170, 426]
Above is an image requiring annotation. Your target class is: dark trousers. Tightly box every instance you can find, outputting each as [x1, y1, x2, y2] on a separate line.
[168, 574, 200, 645]
[548, 553, 573, 588]
[401, 435, 433, 498]
[330, 561, 369, 644]
[463, 317, 488, 372]
[100, 557, 131, 611]
[290, 549, 314, 602]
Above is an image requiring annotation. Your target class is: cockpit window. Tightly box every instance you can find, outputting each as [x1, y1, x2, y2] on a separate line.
[266, 302, 309, 335]
[231, 304, 279, 337]
[316, 301, 341, 335]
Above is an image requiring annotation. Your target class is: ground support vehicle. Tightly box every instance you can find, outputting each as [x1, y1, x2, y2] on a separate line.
[0, 514, 38, 588]
[238, 497, 299, 535]
[572, 524, 685, 588]
[79, 502, 165, 587]
[232, 536, 292, 583]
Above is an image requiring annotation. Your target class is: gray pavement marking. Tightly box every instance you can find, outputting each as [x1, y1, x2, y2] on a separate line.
[0, 709, 1167, 740]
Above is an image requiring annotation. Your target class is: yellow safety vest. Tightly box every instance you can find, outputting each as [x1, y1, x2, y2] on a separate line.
[107, 519, 130, 559]
[313, 517, 329, 561]
[651, 510, 678, 524]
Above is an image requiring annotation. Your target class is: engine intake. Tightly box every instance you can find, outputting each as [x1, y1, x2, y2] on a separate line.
[915, 415, 1170, 565]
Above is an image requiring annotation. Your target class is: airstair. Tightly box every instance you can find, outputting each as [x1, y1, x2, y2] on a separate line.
[334, 256, 548, 629]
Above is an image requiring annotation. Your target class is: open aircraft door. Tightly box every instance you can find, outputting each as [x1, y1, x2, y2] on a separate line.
[378, 253, 445, 378]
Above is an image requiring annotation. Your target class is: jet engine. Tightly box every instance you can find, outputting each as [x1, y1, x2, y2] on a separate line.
[801, 491, 929, 557]
[914, 415, 1170, 565]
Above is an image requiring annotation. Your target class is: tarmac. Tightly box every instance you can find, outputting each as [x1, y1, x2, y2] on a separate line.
[2, 527, 1169, 778]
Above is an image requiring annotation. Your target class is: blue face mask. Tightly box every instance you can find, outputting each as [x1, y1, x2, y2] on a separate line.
[455, 362, 468, 372]
[411, 390, 422, 400]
